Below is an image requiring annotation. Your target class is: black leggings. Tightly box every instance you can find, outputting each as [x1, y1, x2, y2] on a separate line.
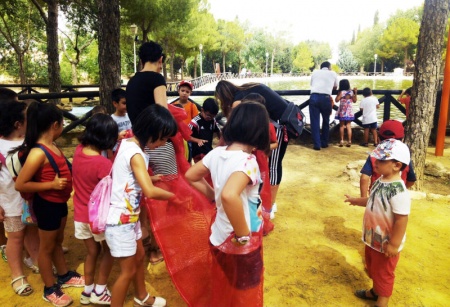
[32, 194, 68, 231]
[269, 125, 288, 185]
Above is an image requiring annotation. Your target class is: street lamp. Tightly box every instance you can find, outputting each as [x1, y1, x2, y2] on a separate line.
[199, 44, 203, 77]
[265, 51, 269, 76]
[130, 24, 138, 73]
[374, 54, 378, 75]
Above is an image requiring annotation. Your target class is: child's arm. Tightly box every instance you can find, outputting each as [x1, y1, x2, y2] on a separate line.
[352, 88, 358, 102]
[189, 136, 208, 147]
[15, 148, 66, 193]
[221, 171, 251, 237]
[130, 154, 173, 200]
[344, 195, 368, 207]
[270, 141, 278, 150]
[334, 92, 342, 103]
[359, 175, 370, 197]
[384, 213, 408, 257]
[185, 161, 215, 201]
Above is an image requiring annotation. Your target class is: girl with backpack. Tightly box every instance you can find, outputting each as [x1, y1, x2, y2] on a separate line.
[72, 113, 118, 305]
[14, 101, 84, 307]
[105, 104, 176, 307]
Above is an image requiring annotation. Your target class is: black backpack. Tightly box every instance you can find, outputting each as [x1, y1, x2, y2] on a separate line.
[279, 101, 306, 139]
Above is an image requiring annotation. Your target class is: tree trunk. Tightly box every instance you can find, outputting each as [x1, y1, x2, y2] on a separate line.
[404, 47, 408, 71]
[222, 52, 226, 74]
[97, 0, 121, 114]
[46, 0, 61, 104]
[193, 55, 197, 79]
[404, 0, 449, 190]
[170, 50, 175, 81]
[17, 52, 26, 84]
[71, 63, 78, 85]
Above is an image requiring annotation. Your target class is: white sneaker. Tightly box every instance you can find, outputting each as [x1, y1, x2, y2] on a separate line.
[23, 257, 40, 274]
[272, 203, 278, 213]
[80, 291, 91, 305]
[90, 288, 111, 305]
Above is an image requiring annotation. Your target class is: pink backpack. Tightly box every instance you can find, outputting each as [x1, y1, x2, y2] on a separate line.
[88, 168, 112, 234]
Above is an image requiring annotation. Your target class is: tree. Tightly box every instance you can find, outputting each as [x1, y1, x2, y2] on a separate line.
[404, 0, 449, 190]
[292, 42, 313, 73]
[337, 49, 358, 72]
[97, 0, 121, 113]
[374, 10, 379, 26]
[306, 41, 332, 69]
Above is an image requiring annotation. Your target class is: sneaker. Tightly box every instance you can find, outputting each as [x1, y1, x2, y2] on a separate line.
[272, 203, 278, 213]
[90, 288, 112, 305]
[24, 257, 40, 274]
[80, 291, 91, 305]
[57, 270, 85, 288]
[43, 284, 73, 307]
[0, 245, 7, 262]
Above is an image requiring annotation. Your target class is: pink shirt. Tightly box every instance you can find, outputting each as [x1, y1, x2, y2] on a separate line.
[72, 145, 112, 223]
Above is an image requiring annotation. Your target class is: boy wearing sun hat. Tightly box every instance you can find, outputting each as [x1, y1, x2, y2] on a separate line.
[359, 120, 416, 197]
[345, 139, 411, 307]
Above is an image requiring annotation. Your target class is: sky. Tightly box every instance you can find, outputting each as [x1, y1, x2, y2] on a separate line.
[208, 0, 424, 60]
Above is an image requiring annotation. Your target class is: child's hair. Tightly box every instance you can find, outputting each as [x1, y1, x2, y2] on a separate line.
[223, 102, 270, 154]
[338, 79, 351, 91]
[12, 101, 63, 155]
[241, 93, 266, 106]
[405, 87, 412, 96]
[202, 98, 219, 115]
[0, 100, 27, 137]
[79, 113, 118, 150]
[133, 104, 177, 147]
[0, 87, 18, 102]
[111, 88, 126, 103]
[138, 41, 165, 64]
[362, 87, 372, 97]
[91, 105, 108, 115]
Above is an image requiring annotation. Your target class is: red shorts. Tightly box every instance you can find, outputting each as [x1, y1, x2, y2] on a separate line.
[365, 245, 400, 297]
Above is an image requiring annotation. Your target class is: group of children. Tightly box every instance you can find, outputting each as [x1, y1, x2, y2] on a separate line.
[0, 82, 415, 307]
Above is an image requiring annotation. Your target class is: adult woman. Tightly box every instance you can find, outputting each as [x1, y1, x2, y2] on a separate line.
[215, 80, 289, 215]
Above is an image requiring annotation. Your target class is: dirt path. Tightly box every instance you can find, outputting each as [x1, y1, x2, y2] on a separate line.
[1, 141, 449, 306]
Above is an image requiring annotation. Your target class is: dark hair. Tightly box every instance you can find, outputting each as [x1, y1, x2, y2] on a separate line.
[0, 87, 18, 102]
[202, 98, 219, 115]
[12, 101, 63, 155]
[241, 93, 266, 105]
[111, 88, 126, 103]
[133, 104, 177, 147]
[138, 41, 165, 64]
[405, 87, 412, 96]
[0, 101, 27, 137]
[362, 87, 372, 97]
[320, 61, 331, 69]
[79, 113, 118, 150]
[215, 80, 259, 118]
[223, 102, 270, 154]
[92, 105, 108, 115]
[338, 79, 351, 91]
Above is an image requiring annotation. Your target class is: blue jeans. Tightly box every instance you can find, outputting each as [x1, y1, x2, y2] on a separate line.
[309, 93, 332, 148]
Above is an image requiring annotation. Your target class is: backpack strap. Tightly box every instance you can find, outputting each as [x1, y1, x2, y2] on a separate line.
[35, 144, 60, 177]
[0, 153, 6, 166]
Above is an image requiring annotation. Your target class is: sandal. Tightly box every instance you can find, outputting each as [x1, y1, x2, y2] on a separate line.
[346, 142, 352, 147]
[354, 288, 378, 301]
[11, 275, 33, 296]
[339, 141, 344, 147]
[134, 293, 166, 307]
[149, 249, 164, 265]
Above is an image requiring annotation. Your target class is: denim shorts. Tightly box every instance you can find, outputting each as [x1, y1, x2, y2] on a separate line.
[362, 122, 377, 129]
[105, 221, 142, 257]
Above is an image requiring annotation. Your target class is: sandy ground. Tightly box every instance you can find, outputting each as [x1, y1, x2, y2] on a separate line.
[1, 135, 449, 307]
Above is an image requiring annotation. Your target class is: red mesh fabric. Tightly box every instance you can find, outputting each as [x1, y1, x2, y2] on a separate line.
[168, 104, 192, 142]
[254, 150, 274, 235]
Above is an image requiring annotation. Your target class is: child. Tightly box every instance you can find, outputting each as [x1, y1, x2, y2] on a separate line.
[14, 101, 84, 307]
[359, 87, 380, 147]
[188, 98, 220, 163]
[359, 120, 416, 197]
[345, 139, 411, 307]
[72, 113, 118, 305]
[335, 79, 357, 147]
[175, 80, 199, 125]
[111, 88, 132, 142]
[105, 104, 176, 307]
[398, 87, 412, 118]
[0, 101, 35, 296]
[185, 102, 269, 306]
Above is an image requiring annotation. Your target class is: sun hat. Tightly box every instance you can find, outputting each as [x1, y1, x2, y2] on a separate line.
[379, 120, 404, 140]
[370, 139, 410, 165]
[178, 80, 194, 91]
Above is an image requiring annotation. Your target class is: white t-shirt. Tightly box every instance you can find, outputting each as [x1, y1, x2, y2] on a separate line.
[202, 146, 262, 246]
[360, 96, 379, 124]
[106, 139, 147, 225]
[310, 68, 338, 95]
[0, 139, 24, 217]
[111, 113, 132, 132]
[363, 178, 410, 253]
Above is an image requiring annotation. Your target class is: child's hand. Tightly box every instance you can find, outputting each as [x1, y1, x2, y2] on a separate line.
[151, 174, 162, 182]
[52, 175, 67, 190]
[118, 130, 127, 140]
[383, 241, 399, 258]
[197, 139, 208, 147]
[344, 194, 358, 206]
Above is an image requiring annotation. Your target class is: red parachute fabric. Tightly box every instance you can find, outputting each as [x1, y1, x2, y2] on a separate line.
[254, 150, 274, 235]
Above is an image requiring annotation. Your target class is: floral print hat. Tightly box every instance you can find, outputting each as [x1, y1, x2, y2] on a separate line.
[370, 139, 411, 165]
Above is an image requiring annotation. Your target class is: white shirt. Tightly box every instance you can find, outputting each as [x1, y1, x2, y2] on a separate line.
[0, 139, 24, 217]
[202, 146, 261, 246]
[360, 96, 379, 124]
[310, 68, 338, 95]
[111, 113, 132, 132]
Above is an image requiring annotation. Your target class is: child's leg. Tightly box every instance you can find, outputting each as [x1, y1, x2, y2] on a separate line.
[24, 225, 40, 267]
[133, 238, 151, 302]
[4, 218, 29, 291]
[111, 255, 137, 307]
[83, 237, 101, 287]
[346, 121, 352, 143]
[52, 216, 69, 275]
[339, 121, 345, 141]
[371, 128, 378, 145]
[363, 128, 369, 144]
[38, 228, 61, 287]
[96, 241, 114, 287]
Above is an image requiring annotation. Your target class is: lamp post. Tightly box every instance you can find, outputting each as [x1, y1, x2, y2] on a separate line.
[374, 54, 378, 75]
[130, 24, 138, 73]
[199, 44, 203, 77]
[265, 51, 269, 76]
